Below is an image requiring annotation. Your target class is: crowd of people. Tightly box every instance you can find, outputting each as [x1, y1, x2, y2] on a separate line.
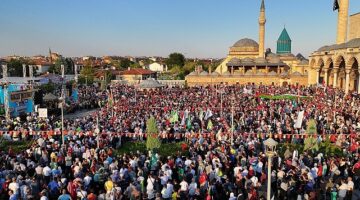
[0, 83, 359, 200]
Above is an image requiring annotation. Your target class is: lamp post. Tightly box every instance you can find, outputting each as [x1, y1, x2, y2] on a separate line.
[264, 136, 278, 200]
[59, 96, 65, 144]
[60, 64, 65, 145]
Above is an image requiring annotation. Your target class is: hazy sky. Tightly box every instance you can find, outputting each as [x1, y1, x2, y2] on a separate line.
[1, 0, 359, 58]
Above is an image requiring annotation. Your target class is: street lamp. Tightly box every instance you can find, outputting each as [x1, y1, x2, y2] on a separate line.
[59, 96, 65, 145]
[264, 136, 278, 200]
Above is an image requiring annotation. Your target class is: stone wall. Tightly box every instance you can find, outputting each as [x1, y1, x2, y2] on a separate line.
[349, 13, 360, 40]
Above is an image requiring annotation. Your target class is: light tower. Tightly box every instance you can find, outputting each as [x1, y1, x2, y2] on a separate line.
[258, 0, 266, 58]
[336, 0, 349, 44]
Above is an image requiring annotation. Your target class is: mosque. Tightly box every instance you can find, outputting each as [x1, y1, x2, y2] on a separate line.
[186, 0, 360, 93]
[185, 0, 309, 87]
[309, 0, 360, 94]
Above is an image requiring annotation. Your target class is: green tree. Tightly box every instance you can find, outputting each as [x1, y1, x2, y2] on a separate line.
[146, 116, 161, 151]
[120, 59, 132, 69]
[7, 58, 28, 76]
[166, 53, 185, 69]
[304, 119, 319, 151]
[79, 62, 95, 84]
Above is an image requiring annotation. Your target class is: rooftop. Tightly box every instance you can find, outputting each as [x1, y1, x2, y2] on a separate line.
[119, 68, 155, 75]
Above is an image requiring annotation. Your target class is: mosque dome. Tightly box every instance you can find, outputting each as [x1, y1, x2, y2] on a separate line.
[233, 38, 259, 48]
[230, 38, 259, 53]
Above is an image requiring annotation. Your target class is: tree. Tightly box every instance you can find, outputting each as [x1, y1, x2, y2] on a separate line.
[146, 116, 161, 151]
[48, 58, 73, 75]
[120, 59, 132, 69]
[304, 119, 319, 152]
[7, 58, 28, 77]
[79, 62, 95, 84]
[166, 53, 185, 69]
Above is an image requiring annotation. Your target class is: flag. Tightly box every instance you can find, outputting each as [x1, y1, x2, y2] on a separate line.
[170, 110, 179, 123]
[184, 109, 189, 119]
[199, 109, 204, 121]
[204, 109, 213, 120]
[333, 0, 339, 11]
[207, 120, 213, 130]
[108, 90, 114, 107]
[216, 128, 222, 142]
[180, 114, 186, 126]
[294, 111, 304, 129]
[186, 117, 192, 129]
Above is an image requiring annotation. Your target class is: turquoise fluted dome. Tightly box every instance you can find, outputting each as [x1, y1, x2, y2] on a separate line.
[277, 28, 291, 54]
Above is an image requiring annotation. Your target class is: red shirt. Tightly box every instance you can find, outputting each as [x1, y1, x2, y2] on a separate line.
[87, 193, 97, 200]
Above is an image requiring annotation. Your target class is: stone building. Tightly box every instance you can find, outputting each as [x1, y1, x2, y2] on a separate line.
[309, 0, 360, 93]
[185, 0, 309, 87]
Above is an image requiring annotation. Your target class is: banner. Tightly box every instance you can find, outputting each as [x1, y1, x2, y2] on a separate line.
[38, 108, 48, 118]
[294, 111, 304, 129]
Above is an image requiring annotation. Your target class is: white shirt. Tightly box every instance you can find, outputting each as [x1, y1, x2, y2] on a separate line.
[147, 177, 155, 191]
[43, 166, 52, 176]
[234, 167, 241, 177]
[35, 166, 43, 175]
[40, 196, 48, 200]
[8, 182, 19, 193]
[347, 180, 354, 190]
[84, 175, 92, 186]
[180, 181, 188, 191]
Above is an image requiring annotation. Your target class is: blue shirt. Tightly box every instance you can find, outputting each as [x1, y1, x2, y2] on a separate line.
[58, 194, 71, 200]
[48, 181, 59, 192]
[9, 194, 18, 200]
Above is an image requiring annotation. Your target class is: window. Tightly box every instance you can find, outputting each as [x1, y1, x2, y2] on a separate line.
[272, 82, 274, 86]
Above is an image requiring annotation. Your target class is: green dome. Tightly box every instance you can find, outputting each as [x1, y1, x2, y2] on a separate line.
[277, 28, 292, 54]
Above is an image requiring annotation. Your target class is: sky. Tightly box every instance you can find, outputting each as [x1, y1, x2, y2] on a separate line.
[0, 0, 359, 59]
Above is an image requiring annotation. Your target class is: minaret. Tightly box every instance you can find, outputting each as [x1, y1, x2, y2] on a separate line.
[336, 0, 349, 44]
[49, 48, 53, 63]
[258, 0, 266, 58]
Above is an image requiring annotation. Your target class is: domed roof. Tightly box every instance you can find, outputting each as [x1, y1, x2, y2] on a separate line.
[268, 71, 277, 76]
[199, 71, 209, 76]
[241, 57, 255, 63]
[254, 57, 267, 64]
[233, 38, 259, 48]
[227, 58, 241, 66]
[189, 71, 198, 76]
[292, 71, 302, 76]
[211, 72, 220, 76]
